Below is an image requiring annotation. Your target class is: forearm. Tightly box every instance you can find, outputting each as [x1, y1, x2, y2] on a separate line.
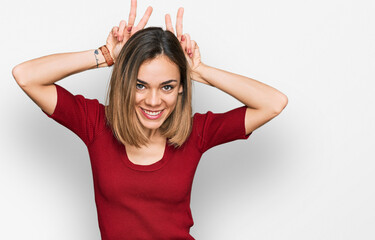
[196, 63, 288, 112]
[13, 49, 108, 87]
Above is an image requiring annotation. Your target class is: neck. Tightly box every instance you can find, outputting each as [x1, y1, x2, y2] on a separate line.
[144, 128, 163, 142]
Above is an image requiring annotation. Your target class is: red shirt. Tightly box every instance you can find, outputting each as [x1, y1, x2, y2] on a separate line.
[42, 83, 252, 240]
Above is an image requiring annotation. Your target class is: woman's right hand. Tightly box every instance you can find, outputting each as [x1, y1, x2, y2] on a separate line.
[106, 0, 153, 63]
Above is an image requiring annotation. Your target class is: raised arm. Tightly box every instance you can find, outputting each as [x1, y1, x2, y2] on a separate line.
[12, 0, 152, 115]
[164, 7, 212, 86]
[178, 32, 288, 135]
[191, 62, 288, 135]
[13, 50, 109, 87]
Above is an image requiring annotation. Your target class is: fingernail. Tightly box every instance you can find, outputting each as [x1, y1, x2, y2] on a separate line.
[181, 35, 185, 41]
[127, 26, 132, 32]
[187, 49, 191, 55]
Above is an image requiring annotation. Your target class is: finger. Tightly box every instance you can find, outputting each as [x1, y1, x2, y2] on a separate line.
[180, 33, 187, 53]
[165, 14, 174, 34]
[117, 20, 127, 41]
[185, 34, 192, 57]
[176, 7, 184, 40]
[112, 26, 119, 38]
[128, 0, 137, 28]
[191, 40, 198, 50]
[191, 40, 197, 57]
[135, 6, 153, 31]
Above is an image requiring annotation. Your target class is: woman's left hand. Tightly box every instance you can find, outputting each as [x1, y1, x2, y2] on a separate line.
[165, 8, 209, 85]
[179, 34, 202, 77]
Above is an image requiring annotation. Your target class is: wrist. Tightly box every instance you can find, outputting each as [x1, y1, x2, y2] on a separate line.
[192, 63, 208, 82]
[93, 49, 108, 68]
[99, 45, 114, 67]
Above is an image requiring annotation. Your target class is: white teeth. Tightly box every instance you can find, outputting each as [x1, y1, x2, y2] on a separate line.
[143, 109, 162, 115]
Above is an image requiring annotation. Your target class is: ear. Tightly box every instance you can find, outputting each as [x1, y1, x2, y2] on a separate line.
[178, 84, 183, 94]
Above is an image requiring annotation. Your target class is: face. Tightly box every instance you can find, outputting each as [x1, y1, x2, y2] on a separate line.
[135, 55, 183, 132]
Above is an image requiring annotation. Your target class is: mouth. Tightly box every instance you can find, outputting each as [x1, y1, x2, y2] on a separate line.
[140, 107, 164, 120]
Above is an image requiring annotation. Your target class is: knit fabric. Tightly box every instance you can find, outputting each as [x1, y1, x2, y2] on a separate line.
[42, 83, 252, 240]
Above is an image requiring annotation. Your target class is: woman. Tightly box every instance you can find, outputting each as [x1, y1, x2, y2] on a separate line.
[12, 0, 287, 239]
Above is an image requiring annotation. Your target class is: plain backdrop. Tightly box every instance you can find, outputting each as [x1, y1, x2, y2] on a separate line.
[2, 0, 375, 239]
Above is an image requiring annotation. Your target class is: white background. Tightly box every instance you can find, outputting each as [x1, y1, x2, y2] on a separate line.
[2, 0, 375, 239]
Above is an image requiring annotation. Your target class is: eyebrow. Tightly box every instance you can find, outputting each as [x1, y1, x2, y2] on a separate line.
[137, 79, 178, 85]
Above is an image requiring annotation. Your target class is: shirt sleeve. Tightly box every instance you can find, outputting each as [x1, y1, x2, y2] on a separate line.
[193, 105, 252, 153]
[41, 83, 107, 147]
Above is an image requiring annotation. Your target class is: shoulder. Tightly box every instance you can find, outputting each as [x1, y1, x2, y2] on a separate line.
[192, 106, 247, 127]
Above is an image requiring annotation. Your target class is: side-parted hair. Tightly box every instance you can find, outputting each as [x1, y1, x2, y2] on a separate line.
[104, 27, 192, 149]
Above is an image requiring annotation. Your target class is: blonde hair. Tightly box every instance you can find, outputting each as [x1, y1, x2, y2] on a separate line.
[104, 27, 192, 149]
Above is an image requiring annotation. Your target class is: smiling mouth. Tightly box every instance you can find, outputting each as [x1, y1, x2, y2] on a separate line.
[140, 107, 164, 119]
[141, 107, 163, 115]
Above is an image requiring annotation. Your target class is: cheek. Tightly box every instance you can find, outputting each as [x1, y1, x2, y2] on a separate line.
[134, 93, 143, 105]
[166, 94, 179, 107]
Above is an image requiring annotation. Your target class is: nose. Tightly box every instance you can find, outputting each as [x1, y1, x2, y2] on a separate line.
[144, 89, 162, 107]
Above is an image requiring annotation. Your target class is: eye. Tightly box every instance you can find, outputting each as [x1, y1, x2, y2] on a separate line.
[162, 85, 174, 91]
[136, 83, 145, 90]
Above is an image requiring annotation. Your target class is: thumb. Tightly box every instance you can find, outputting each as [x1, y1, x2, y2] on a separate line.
[191, 40, 197, 51]
[191, 40, 200, 56]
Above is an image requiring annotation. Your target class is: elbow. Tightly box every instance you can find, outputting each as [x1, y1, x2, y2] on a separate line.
[273, 94, 288, 114]
[12, 64, 27, 88]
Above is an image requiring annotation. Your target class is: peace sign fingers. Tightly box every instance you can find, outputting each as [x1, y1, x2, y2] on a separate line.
[165, 7, 184, 41]
[134, 6, 153, 32]
[165, 14, 174, 34]
[127, 0, 137, 29]
[105, 0, 153, 62]
[176, 7, 184, 41]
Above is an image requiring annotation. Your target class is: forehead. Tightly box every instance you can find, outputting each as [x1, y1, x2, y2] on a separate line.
[137, 55, 180, 84]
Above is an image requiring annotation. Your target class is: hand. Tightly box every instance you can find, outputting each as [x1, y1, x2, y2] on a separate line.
[180, 34, 203, 81]
[106, 0, 153, 62]
[165, 8, 208, 85]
